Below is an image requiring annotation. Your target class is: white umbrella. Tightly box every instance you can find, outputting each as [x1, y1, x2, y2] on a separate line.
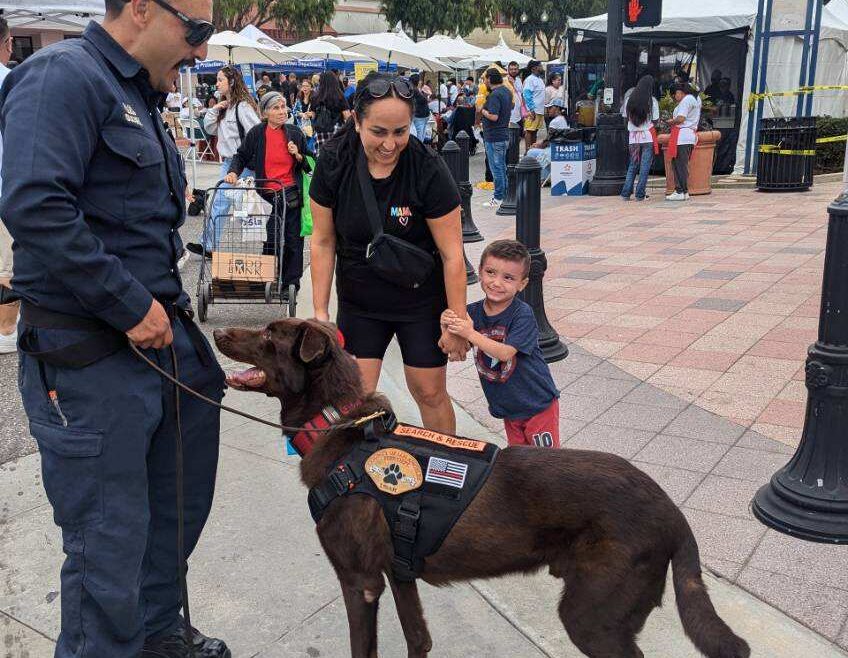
[206, 30, 292, 65]
[457, 34, 531, 69]
[327, 31, 452, 72]
[287, 37, 372, 62]
[417, 34, 484, 66]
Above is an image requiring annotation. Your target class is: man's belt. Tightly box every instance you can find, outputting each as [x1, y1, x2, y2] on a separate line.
[19, 300, 209, 368]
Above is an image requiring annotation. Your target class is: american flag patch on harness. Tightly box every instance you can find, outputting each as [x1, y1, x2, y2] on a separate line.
[425, 456, 468, 489]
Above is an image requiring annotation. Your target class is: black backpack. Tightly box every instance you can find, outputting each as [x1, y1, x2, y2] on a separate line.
[313, 103, 339, 133]
[412, 90, 430, 118]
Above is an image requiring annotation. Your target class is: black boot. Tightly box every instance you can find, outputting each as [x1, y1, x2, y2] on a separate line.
[142, 622, 231, 658]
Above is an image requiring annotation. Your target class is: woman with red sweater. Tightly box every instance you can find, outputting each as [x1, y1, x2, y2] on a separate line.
[227, 91, 312, 295]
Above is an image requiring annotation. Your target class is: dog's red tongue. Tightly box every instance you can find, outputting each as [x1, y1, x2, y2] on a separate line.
[227, 367, 266, 388]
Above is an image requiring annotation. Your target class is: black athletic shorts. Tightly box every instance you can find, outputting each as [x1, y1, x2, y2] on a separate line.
[336, 309, 448, 368]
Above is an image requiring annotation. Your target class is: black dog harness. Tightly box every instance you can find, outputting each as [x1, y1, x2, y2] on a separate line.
[308, 414, 499, 581]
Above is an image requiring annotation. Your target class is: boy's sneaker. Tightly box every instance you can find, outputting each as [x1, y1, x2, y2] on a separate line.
[483, 197, 502, 208]
[665, 191, 686, 201]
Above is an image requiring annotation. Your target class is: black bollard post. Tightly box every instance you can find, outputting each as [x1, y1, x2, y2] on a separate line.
[497, 123, 523, 216]
[752, 192, 848, 542]
[441, 140, 478, 285]
[456, 131, 483, 243]
[515, 156, 568, 363]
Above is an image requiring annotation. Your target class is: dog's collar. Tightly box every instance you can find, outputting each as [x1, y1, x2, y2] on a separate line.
[289, 400, 364, 456]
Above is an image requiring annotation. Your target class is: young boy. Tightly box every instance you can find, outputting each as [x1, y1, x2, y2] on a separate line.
[442, 240, 560, 447]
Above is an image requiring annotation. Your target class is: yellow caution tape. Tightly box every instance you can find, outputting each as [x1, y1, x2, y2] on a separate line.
[758, 144, 816, 156]
[816, 134, 848, 144]
[748, 85, 848, 110]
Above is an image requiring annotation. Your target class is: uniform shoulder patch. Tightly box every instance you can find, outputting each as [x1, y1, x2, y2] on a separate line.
[365, 448, 423, 495]
[394, 424, 488, 452]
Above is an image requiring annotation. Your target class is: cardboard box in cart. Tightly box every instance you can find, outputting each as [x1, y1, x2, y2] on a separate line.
[211, 252, 276, 282]
[551, 140, 596, 196]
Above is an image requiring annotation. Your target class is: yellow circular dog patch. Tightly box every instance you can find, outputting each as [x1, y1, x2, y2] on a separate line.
[365, 448, 423, 496]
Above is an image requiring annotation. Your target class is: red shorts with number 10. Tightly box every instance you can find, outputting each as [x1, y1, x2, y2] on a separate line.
[503, 398, 560, 448]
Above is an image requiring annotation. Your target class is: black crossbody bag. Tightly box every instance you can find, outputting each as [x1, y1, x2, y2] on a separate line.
[356, 149, 435, 289]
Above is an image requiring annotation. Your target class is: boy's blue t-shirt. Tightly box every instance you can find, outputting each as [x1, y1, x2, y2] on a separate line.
[468, 297, 560, 420]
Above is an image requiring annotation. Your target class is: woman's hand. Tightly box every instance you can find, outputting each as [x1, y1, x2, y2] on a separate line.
[288, 141, 301, 160]
[224, 172, 238, 184]
[214, 100, 229, 111]
[313, 309, 330, 322]
[439, 331, 469, 361]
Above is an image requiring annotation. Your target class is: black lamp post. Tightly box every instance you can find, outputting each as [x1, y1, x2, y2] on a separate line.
[752, 192, 848, 542]
[515, 155, 568, 363]
[441, 140, 479, 285]
[456, 131, 483, 243]
[588, 0, 628, 196]
[497, 124, 523, 217]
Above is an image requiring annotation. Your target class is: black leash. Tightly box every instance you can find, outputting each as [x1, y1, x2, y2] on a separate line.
[168, 343, 196, 658]
[128, 343, 385, 434]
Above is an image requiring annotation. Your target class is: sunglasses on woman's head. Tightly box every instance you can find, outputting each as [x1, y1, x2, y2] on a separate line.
[147, 0, 215, 47]
[363, 77, 414, 100]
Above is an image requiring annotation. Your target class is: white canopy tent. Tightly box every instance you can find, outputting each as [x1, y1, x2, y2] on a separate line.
[327, 30, 451, 72]
[286, 36, 371, 62]
[417, 34, 485, 66]
[569, 0, 848, 173]
[456, 34, 531, 69]
[3, 0, 101, 32]
[206, 30, 293, 65]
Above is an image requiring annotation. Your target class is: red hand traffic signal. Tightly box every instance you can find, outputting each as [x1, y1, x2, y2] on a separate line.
[624, 0, 661, 27]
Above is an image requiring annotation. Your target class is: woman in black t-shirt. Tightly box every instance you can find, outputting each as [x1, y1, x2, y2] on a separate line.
[310, 72, 467, 434]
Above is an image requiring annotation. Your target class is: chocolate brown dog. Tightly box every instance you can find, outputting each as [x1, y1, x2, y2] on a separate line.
[214, 318, 750, 658]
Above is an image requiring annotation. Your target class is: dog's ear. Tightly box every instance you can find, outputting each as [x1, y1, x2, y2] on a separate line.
[276, 351, 306, 395]
[298, 323, 331, 364]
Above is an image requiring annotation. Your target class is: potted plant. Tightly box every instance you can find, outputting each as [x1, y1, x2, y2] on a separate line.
[656, 90, 721, 195]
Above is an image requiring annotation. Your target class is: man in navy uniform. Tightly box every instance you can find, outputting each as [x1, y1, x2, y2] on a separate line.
[0, 1, 230, 656]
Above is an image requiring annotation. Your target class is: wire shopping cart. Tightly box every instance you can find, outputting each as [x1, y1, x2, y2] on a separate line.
[196, 178, 297, 321]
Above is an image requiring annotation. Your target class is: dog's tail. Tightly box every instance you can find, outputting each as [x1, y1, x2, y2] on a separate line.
[671, 521, 750, 658]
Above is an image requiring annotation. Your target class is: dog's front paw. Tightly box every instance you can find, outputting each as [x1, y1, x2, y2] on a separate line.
[382, 463, 404, 486]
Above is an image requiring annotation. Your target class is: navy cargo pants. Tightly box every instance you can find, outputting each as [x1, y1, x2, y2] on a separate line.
[18, 315, 225, 658]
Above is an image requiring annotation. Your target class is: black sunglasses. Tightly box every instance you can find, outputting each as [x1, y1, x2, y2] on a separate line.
[149, 0, 215, 47]
[363, 77, 414, 100]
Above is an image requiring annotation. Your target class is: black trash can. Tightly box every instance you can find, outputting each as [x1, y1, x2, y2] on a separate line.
[756, 117, 816, 192]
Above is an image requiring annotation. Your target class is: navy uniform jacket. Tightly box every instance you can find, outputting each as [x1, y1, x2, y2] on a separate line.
[0, 22, 188, 332]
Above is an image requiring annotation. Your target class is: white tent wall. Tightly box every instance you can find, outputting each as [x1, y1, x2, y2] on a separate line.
[4, 0, 102, 31]
[569, 0, 848, 174]
[738, 18, 848, 173]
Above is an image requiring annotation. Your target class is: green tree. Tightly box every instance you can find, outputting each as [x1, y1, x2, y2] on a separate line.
[213, 0, 335, 38]
[497, 0, 606, 60]
[379, 0, 498, 40]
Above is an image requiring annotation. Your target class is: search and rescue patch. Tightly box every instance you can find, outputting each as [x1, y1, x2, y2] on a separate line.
[123, 103, 142, 127]
[394, 424, 488, 452]
[425, 456, 468, 489]
[365, 448, 422, 495]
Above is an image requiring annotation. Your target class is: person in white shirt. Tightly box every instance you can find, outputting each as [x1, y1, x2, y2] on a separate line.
[620, 75, 660, 201]
[0, 16, 15, 354]
[667, 82, 701, 201]
[522, 60, 546, 150]
[165, 83, 182, 113]
[507, 61, 524, 129]
[526, 98, 570, 184]
[186, 65, 261, 257]
[179, 96, 203, 120]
